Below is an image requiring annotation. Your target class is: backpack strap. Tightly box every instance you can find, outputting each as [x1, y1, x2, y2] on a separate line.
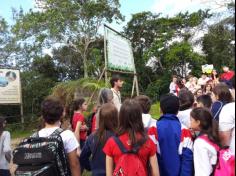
[199, 135, 220, 151]
[51, 128, 64, 136]
[113, 136, 129, 153]
[113, 136, 147, 154]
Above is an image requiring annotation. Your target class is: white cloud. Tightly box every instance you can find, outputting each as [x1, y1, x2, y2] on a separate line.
[151, 0, 231, 16]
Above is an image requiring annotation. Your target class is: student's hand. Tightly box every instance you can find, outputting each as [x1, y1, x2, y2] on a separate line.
[80, 125, 88, 131]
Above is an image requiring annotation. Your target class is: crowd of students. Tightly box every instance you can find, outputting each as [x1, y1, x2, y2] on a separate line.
[0, 70, 235, 176]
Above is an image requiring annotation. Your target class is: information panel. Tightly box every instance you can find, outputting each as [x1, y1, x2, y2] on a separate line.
[106, 28, 135, 72]
[0, 69, 21, 104]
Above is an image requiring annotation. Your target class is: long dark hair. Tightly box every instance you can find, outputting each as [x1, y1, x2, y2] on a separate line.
[190, 107, 220, 145]
[96, 103, 118, 146]
[70, 98, 86, 125]
[0, 117, 6, 137]
[117, 99, 147, 147]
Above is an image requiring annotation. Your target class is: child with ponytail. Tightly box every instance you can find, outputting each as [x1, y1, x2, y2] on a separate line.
[190, 107, 221, 176]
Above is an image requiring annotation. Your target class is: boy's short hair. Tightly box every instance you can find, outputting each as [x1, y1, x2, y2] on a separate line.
[160, 94, 179, 115]
[196, 95, 212, 109]
[110, 74, 121, 87]
[41, 96, 64, 124]
[134, 95, 152, 114]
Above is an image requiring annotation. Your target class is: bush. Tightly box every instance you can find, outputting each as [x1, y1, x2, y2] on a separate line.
[145, 74, 170, 101]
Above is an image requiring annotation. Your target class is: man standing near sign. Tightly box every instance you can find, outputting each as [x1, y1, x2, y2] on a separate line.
[110, 75, 123, 111]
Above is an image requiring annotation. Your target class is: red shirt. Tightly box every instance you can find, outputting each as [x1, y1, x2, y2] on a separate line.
[72, 112, 87, 140]
[220, 71, 235, 81]
[103, 133, 156, 173]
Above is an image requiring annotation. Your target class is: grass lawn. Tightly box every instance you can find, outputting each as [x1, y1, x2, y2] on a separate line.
[150, 102, 161, 120]
[11, 130, 33, 139]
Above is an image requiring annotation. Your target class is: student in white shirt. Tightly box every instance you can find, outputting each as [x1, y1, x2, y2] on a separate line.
[169, 75, 177, 95]
[40, 96, 81, 176]
[0, 117, 11, 176]
[190, 107, 221, 176]
[110, 74, 123, 111]
[219, 76, 235, 155]
[134, 95, 156, 129]
[177, 89, 195, 128]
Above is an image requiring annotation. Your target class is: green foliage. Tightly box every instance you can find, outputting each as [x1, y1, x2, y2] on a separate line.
[150, 102, 160, 119]
[21, 55, 59, 116]
[202, 24, 235, 71]
[145, 73, 171, 102]
[125, 10, 210, 99]
[51, 78, 106, 108]
[12, 0, 124, 77]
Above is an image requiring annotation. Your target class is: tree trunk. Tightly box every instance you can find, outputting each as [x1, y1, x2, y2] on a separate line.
[83, 53, 88, 78]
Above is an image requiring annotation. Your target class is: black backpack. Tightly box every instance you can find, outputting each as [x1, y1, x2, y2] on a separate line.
[13, 128, 71, 176]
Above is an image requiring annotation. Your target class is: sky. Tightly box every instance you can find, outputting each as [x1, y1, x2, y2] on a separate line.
[0, 0, 231, 56]
[0, 0, 231, 30]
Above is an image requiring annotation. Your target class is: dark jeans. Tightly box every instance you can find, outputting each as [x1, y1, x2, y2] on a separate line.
[0, 169, 11, 176]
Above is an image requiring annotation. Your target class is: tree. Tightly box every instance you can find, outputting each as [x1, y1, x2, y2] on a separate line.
[21, 55, 59, 115]
[202, 24, 235, 70]
[202, 2, 235, 71]
[12, 0, 124, 77]
[124, 10, 210, 98]
[0, 16, 18, 67]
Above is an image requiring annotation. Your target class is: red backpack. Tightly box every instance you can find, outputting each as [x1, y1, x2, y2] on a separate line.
[112, 136, 147, 176]
[200, 135, 235, 176]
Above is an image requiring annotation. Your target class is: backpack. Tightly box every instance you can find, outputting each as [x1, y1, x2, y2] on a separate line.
[200, 135, 235, 176]
[86, 112, 96, 136]
[112, 136, 147, 176]
[13, 128, 71, 176]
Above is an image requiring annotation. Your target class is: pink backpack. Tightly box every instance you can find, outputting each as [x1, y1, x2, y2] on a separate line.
[112, 136, 147, 176]
[200, 135, 235, 176]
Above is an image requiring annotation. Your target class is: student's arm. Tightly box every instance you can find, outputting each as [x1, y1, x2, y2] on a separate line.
[219, 130, 232, 146]
[67, 149, 81, 176]
[3, 131, 11, 163]
[106, 155, 114, 176]
[219, 105, 234, 147]
[74, 121, 82, 142]
[149, 154, 160, 176]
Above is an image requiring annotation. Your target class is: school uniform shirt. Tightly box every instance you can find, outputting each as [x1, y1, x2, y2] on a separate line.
[169, 82, 176, 94]
[211, 101, 225, 121]
[220, 71, 235, 81]
[38, 127, 79, 154]
[177, 109, 192, 128]
[219, 102, 235, 155]
[72, 112, 87, 141]
[0, 131, 11, 170]
[103, 132, 156, 174]
[142, 113, 157, 129]
[156, 114, 193, 176]
[111, 88, 122, 111]
[193, 136, 218, 176]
